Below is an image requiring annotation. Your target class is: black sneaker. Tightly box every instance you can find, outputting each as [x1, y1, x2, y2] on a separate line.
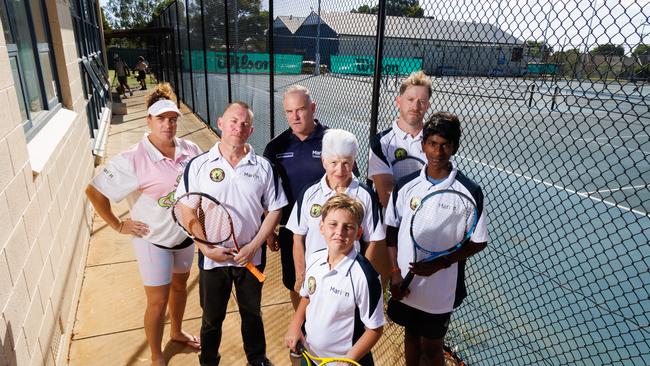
[246, 360, 274, 366]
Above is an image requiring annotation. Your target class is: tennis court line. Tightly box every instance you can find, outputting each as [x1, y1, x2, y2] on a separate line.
[595, 135, 649, 140]
[458, 155, 649, 218]
[497, 121, 649, 155]
[587, 184, 648, 195]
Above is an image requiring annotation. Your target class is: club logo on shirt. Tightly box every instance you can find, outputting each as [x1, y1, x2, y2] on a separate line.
[394, 148, 407, 160]
[210, 168, 225, 182]
[312, 150, 321, 159]
[307, 276, 317, 295]
[176, 174, 182, 183]
[410, 196, 421, 211]
[158, 192, 175, 208]
[310, 204, 322, 218]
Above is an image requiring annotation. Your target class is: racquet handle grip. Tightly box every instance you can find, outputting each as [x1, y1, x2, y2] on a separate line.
[245, 263, 266, 282]
[400, 272, 415, 292]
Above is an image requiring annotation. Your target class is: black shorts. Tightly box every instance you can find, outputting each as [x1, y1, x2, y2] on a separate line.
[278, 227, 296, 291]
[137, 70, 146, 81]
[117, 75, 128, 85]
[387, 299, 452, 339]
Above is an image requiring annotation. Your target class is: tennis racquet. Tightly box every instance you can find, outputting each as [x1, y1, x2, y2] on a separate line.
[171, 192, 266, 282]
[290, 342, 360, 366]
[391, 156, 425, 183]
[399, 189, 478, 292]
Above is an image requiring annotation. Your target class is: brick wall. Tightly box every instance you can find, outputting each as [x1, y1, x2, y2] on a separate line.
[0, 1, 101, 365]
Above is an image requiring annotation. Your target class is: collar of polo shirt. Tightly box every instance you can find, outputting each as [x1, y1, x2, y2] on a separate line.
[421, 160, 458, 190]
[393, 119, 423, 141]
[207, 142, 257, 164]
[319, 174, 359, 196]
[317, 247, 358, 273]
[142, 133, 186, 162]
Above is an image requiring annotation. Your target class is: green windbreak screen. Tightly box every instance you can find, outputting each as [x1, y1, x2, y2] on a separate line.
[331, 55, 423, 75]
[184, 51, 302, 74]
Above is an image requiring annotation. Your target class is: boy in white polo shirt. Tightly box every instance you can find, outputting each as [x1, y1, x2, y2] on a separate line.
[286, 193, 385, 366]
[385, 112, 488, 366]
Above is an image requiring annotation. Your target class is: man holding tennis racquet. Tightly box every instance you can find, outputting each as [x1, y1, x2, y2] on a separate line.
[286, 194, 385, 366]
[368, 71, 432, 208]
[263, 85, 328, 310]
[176, 102, 287, 366]
[384, 113, 488, 366]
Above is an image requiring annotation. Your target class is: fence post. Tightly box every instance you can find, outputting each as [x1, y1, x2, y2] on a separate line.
[224, 0, 233, 104]
[551, 85, 559, 111]
[369, 0, 387, 139]
[268, 0, 275, 140]
[200, 0, 211, 124]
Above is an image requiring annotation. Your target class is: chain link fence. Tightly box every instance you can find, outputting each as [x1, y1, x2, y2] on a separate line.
[152, 0, 649, 364]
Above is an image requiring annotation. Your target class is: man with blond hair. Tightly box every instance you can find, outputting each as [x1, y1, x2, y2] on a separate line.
[263, 85, 329, 309]
[368, 71, 433, 208]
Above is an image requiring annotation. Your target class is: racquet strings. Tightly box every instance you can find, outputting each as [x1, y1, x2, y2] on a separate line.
[173, 193, 232, 244]
[411, 191, 476, 255]
[392, 157, 424, 183]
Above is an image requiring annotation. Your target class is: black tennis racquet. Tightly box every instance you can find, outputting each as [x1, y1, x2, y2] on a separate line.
[171, 192, 266, 282]
[290, 342, 360, 366]
[391, 156, 425, 183]
[399, 189, 478, 292]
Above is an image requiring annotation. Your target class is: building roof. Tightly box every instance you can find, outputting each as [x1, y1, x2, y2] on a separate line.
[294, 11, 523, 45]
[274, 15, 306, 34]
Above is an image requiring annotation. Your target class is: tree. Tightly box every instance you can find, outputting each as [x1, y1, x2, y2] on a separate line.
[590, 44, 625, 56]
[152, 0, 176, 19]
[525, 40, 553, 60]
[351, 0, 424, 18]
[103, 0, 158, 29]
[632, 44, 650, 56]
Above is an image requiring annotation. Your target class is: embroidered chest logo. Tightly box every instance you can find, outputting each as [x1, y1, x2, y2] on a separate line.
[307, 276, 317, 295]
[158, 174, 182, 208]
[394, 148, 407, 160]
[310, 204, 322, 218]
[312, 150, 321, 159]
[410, 196, 421, 211]
[210, 168, 225, 182]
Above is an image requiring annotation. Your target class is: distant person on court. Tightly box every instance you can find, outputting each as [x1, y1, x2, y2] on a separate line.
[135, 55, 150, 91]
[285, 193, 385, 365]
[368, 70, 432, 208]
[176, 102, 287, 366]
[113, 53, 133, 97]
[385, 113, 488, 366]
[86, 83, 201, 366]
[263, 85, 328, 310]
[286, 129, 386, 292]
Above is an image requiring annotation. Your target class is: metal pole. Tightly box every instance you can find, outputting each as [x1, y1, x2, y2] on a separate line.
[315, 0, 322, 76]
[200, 0, 211, 124]
[369, 0, 387, 138]
[268, 0, 275, 139]
[224, 0, 233, 104]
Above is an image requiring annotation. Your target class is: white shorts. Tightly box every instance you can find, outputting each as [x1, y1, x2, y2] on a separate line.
[132, 237, 195, 286]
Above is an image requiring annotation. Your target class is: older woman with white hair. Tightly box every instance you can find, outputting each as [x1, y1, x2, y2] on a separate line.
[286, 129, 386, 291]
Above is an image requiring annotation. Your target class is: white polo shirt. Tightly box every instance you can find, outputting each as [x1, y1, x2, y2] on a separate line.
[301, 248, 385, 358]
[368, 120, 425, 178]
[91, 134, 201, 247]
[175, 142, 288, 270]
[286, 175, 385, 261]
[385, 162, 489, 314]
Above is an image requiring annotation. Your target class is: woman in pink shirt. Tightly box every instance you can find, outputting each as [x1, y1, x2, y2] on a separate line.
[86, 83, 201, 366]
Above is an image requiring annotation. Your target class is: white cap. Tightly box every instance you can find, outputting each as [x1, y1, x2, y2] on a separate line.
[147, 99, 182, 117]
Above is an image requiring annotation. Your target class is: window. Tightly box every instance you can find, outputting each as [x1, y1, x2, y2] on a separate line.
[0, 0, 61, 140]
[70, 0, 109, 138]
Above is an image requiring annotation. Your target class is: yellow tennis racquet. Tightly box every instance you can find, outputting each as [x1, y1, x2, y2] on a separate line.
[291, 342, 361, 366]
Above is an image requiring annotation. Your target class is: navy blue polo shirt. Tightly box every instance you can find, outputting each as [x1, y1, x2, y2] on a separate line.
[263, 121, 328, 224]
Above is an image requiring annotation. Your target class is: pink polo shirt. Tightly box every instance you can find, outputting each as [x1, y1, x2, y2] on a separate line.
[92, 134, 201, 247]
